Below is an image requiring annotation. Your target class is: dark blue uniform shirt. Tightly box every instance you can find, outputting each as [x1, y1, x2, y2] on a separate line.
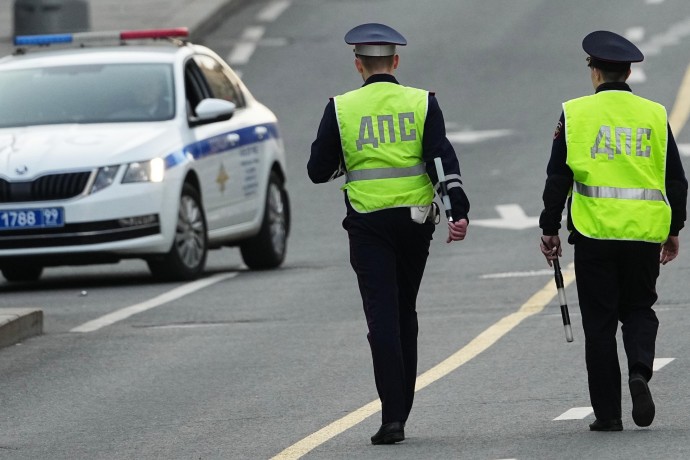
[308, 73, 470, 221]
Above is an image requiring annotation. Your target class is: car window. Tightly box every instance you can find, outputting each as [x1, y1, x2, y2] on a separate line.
[193, 55, 245, 108]
[184, 59, 209, 118]
[0, 63, 175, 127]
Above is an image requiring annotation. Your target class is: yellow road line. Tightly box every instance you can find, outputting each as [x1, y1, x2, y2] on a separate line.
[669, 63, 690, 136]
[271, 264, 576, 459]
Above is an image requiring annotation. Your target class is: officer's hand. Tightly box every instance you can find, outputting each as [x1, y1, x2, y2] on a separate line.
[540, 235, 562, 267]
[660, 236, 680, 265]
[447, 219, 468, 243]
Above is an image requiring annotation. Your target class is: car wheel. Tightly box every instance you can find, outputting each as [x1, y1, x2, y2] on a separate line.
[1, 265, 43, 282]
[147, 183, 208, 280]
[240, 171, 289, 270]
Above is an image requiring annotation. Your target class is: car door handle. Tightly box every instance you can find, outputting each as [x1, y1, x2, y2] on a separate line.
[226, 133, 240, 146]
[254, 126, 268, 140]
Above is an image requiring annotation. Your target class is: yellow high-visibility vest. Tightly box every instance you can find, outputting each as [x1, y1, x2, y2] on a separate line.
[564, 90, 671, 242]
[334, 82, 434, 213]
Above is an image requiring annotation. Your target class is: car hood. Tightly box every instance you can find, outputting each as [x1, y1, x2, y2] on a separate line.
[0, 123, 181, 180]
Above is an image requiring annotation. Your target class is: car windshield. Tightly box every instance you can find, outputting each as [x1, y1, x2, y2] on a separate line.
[0, 63, 175, 128]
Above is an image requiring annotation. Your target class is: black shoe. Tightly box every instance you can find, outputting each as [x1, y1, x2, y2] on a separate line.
[589, 419, 623, 431]
[630, 374, 655, 427]
[371, 422, 405, 445]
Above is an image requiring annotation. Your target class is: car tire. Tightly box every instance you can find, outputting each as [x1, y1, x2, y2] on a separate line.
[1, 265, 43, 282]
[240, 171, 290, 270]
[147, 183, 208, 281]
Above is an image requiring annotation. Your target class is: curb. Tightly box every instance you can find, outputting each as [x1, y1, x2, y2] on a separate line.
[0, 308, 43, 350]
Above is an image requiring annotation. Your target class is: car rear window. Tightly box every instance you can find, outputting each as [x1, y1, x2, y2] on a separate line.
[0, 63, 175, 127]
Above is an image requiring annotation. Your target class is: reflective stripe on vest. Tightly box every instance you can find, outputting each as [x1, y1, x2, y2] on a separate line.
[574, 182, 665, 201]
[564, 91, 671, 242]
[345, 163, 426, 183]
[335, 82, 434, 213]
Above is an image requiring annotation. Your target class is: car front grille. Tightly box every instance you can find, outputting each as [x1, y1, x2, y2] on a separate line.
[0, 172, 92, 203]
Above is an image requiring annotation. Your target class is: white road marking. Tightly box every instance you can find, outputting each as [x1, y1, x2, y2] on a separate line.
[480, 269, 556, 279]
[228, 26, 266, 65]
[271, 264, 576, 459]
[625, 27, 645, 42]
[627, 66, 647, 84]
[257, 0, 291, 22]
[679, 144, 690, 156]
[446, 129, 513, 144]
[70, 273, 238, 333]
[646, 0, 665, 4]
[554, 359, 675, 422]
[554, 407, 593, 421]
[471, 204, 539, 230]
[639, 16, 690, 57]
[653, 357, 675, 371]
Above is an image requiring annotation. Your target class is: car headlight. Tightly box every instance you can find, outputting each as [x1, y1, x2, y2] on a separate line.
[122, 158, 165, 184]
[91, 165, 120, 194]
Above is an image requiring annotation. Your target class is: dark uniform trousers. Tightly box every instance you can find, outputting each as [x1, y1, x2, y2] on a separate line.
[343, 206, 435, 424]
[574, 236, 660, 421]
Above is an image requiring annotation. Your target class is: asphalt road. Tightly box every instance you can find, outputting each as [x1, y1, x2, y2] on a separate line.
[2, 0, 690, 459]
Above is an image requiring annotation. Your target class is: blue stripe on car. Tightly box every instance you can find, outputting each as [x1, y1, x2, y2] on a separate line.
[164, 123, 279, 169]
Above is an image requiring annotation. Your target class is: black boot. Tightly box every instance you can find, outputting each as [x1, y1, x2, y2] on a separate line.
[589, 419, 623, 431]
[371, 422, 405, 445]
[629, 373, 655, 427]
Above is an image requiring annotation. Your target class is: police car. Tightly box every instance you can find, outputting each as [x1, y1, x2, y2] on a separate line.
[0, 28, 290, 282]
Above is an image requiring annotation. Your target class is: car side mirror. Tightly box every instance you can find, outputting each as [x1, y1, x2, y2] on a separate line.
[189, 98, 236, 127]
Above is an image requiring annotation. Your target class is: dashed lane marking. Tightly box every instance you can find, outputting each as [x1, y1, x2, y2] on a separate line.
[554, 407, 594, 421]
[257, 0, 291, 22]
[227, 26, 266, 65]
[554, 358, 675, 421]
[270, 265, 576, 459]
[679, 144, 690, 157]
[653, 357, 675, 371]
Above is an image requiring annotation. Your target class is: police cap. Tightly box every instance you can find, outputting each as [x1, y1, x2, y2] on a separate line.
[344, 23, 406, 57]
[582, 30, 643, 71]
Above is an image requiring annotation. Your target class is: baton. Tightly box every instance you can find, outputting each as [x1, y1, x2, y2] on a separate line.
[433, 157, 453, 222]
[553, 257, 574, 343]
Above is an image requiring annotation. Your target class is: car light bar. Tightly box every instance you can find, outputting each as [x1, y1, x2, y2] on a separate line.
[14, 27, 189, 46]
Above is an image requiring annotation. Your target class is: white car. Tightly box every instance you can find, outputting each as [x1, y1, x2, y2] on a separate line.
[0, 28, 290, 282]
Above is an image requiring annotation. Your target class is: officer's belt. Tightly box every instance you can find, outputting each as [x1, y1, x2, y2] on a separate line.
[345, 163, 426, 183]
[574, 182, 665, 201]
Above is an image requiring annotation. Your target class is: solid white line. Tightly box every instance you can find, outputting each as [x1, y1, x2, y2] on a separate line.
[70, 273, 238, 333]
[653, 357, 675, 371]
[679, 144, 690, 156]
[554, 407, 593, 421]
[646, 0, 665, 4]
[257, 0, 291, 22]
[271, 264, 576, 459]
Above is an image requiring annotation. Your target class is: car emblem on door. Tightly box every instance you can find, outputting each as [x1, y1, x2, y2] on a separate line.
[15, 165, 28, 175]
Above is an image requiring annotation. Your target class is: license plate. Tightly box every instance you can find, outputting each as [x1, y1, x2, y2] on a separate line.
[0, 207, 65, 230]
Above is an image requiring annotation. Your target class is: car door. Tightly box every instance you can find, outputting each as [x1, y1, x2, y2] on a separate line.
[190, 54, 266, 232]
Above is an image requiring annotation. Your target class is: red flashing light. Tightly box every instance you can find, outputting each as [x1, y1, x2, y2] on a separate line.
[120, 28, 189, 40]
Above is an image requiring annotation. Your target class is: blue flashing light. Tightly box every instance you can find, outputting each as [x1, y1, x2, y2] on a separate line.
[14, 34, 74, 46]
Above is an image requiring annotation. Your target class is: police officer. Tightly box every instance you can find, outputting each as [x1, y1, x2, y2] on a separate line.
[308, 23, 470, 444]
[539, 30, 688, 431]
